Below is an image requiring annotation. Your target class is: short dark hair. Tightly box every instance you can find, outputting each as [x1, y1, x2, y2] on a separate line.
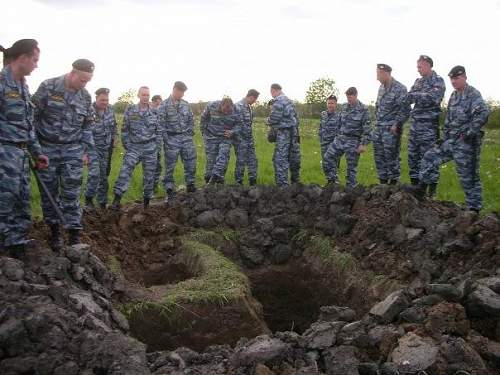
[270, 83, 282, 91]
[221, 97, 233, 107]
[0, 39, 39, 66]
[418, 55, 433, 67]
[95, 88, 110, 96]
[326, 95, 337, 102]
[246, 89, 260, 98]
[173, 81, 187, 91]
[151, 95, 162, 102]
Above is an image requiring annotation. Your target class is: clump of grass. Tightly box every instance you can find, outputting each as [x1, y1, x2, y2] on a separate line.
[107, 255, 123, 277]
[120, 233, 249, 319]
[307, 233, 357, 273]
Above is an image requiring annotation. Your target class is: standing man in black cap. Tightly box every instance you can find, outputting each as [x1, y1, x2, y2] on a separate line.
[419, 66, 489, 212]
[84, 88, 116, 210]
[373, 63, 410, 184]
[407, 55, 446, 192]
[157, 81, 196, 203]
[32, 58, 95, 251]
[0, 39, 49, 257]
[323, 87, 371, 188]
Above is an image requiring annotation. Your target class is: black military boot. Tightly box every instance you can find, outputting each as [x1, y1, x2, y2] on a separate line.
[388, 179, 398, 185]
[249, 178, 257, 186]
[414, 183, 428, 200]
[427, 183, 437, 198]
[5, 243, 26, 259]
[187, 184, 196, 193]
[111, 194, 121, 210]
[164, 189, 177, 205]
[99, 202, 107, 209]
[68, 229, 80, 246]
[49, 224, 64, 253]
[204, 175, 211, 184]
[379, 178, 388, 184]
[84, 196, 95, 210]
[208, 175, 223, 185]
[143, 197, 150, 209]
[410, 178, 420, 186]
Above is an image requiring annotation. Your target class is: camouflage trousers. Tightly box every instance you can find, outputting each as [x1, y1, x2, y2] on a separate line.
[204, 137, 232, 181]
[323, 135, 361, 188]
[408, 120, 439, 180]
[320, 137, 335, 177]
[273, 128, 301, 187]
[85, 144, 111, 204]
[420, 137, 483, 211]
[234, 133, 258, 183]
[153, 146, 163, 189]
[37, 142, 84, 229]
[163, 133, 197, 191]
[373, 125, 402, 181]
[0, 144, 31, 246]
[113, 141, 158, 199]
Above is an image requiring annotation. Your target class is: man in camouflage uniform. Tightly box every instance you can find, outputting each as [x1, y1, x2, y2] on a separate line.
[151, 94, 163, 192]
[84, 88, 116, 210]
[157, 81, 196, 203]
[419, 66, 489, 212]
[0, 39, 48, 256]
[32, 58, 95, 250]
[267, 83, 300, 187]
[200, 97, 241, 184]
[234, 89, 259, 186]
[323, 87, 371, 188]
[112, 86, 161, 209]
[407, 55, 446, 189]
[373, 63, 410, 184]
[319, 95, 341, 178]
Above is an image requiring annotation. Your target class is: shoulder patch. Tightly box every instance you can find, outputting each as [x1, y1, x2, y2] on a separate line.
[5, 90, 21, 99]
[50, 94, 65, 102]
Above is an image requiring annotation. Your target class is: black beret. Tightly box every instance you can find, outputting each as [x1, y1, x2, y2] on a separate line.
[345, 87, 358, 96]
[448, 65, 466, 78]
[151, 95, 162, 101]
[95, 87, 110, 96]
[247, 89, 260, 98]
[377, 63, 392, 72]
[173, 81, 187, 91]
[270, 83, 282, 90]
[418, 55, 433, 67]
[72, 58, 95, 73]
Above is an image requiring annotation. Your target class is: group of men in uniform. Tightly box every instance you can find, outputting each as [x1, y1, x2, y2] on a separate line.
[0, 39, 491, 257]
[318, 55, 489, 212]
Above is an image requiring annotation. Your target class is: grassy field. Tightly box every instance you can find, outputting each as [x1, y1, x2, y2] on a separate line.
[30, 117, 500, 216]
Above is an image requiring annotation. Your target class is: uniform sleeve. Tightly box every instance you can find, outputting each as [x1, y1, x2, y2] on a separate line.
[111, 111, 118, 140]
[31, 80, 48, 127]
[231, 107, 243, 137]
[27, 102, 43, 157]
[467, 92, 490, 137]
[361, 107, 372, 145]
[395, 86, 411, 129]
[200, 105, 210, 135]
[268, 99, 284, 125]
[81, 96, 95, 149]
[121, 107, 130, 149]
[443, 95, 453, 141]
[413, 78, 446, 108]
[187, 103, 194, 134]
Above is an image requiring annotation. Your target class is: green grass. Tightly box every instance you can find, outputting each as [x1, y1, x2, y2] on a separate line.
[120, 232, 250, 319]
[30, 117, 500, 215]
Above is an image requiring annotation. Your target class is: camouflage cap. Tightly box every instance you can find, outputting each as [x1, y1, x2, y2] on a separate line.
[345, 87, 358, 96]
[72, 58, 95, 73]
[377, 63, 392, 72]
[95, 87, 110, 96]
[448, 65, 466, 78]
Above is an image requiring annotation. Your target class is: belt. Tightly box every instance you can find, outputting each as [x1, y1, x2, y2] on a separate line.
[0, 140, 28, 149]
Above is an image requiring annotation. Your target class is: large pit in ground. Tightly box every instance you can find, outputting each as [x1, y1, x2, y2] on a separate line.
[18, 184, 500, 374]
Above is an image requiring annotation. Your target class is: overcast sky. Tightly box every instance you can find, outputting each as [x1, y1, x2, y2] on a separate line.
[3, 0, 500, 104]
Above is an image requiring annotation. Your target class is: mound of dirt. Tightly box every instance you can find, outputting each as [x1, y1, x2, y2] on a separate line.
[2, 183, 499, 374]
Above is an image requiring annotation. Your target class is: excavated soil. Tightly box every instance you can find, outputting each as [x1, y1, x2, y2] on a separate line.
[2, 183, 499, 374]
